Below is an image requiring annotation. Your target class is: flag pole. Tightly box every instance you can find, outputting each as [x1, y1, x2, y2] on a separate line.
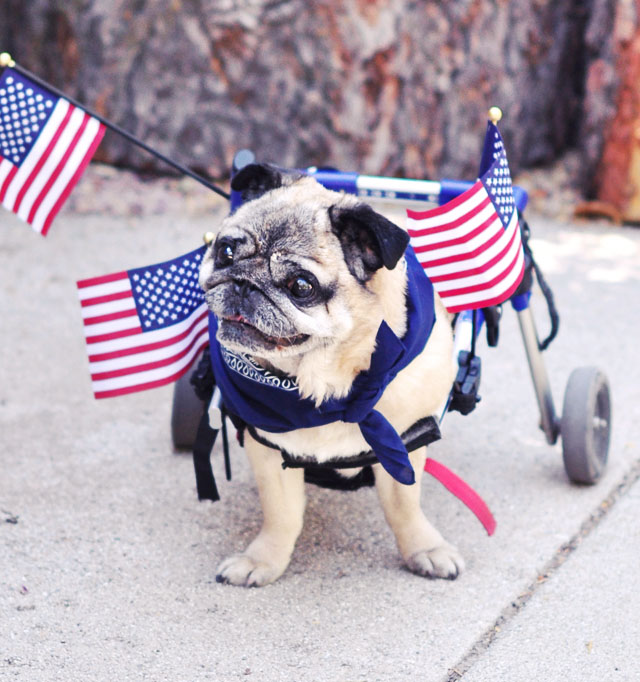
[0, 52, 230, 200]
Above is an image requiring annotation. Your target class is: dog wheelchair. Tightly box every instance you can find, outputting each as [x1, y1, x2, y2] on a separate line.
[171, 149, 612, 488]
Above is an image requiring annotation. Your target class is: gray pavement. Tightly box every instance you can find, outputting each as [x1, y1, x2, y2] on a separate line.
[1, 191, 640, 681]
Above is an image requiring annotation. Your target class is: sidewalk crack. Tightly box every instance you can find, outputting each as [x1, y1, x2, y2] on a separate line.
[444, 457, 640, 681]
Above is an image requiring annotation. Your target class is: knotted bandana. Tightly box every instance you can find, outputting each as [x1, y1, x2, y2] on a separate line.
[209, 247, 435, 485]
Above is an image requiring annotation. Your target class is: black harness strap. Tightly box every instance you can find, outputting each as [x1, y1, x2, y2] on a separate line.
[192, 403, 221, 502]
[246, 416, 441, 491]
[190, 351, 221, 502]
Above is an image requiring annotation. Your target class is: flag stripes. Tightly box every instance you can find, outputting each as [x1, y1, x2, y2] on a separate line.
[407, 122, 525, 313]
[0, 68, 105, 234]
[408, 192, 524, 312]
[77, 248, 209, 399]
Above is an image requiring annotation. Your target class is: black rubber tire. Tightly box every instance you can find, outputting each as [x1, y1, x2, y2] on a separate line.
[171, 356, 206, 451]
[561, 367, 611, 484]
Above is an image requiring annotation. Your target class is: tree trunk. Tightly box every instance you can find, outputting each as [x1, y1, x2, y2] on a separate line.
[0, 0, 625, 195]
[592, 0, 640, 218]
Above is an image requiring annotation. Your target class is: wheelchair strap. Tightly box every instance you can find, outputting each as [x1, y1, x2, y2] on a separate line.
[424, 458, 496, 536]
[520, 218, 560, 350]
[190, 352, 221, 501]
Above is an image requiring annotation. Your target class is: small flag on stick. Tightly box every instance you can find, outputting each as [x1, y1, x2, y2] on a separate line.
[77, 246, 209, 399]
[0, 65, 105, 235]
[407, 120, 524, 313]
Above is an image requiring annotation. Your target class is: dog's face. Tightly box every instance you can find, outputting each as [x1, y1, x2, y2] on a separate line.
[199, 164, 409, 368]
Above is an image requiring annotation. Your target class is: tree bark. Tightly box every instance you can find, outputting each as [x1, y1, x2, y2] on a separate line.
[0, 0, 625, 195]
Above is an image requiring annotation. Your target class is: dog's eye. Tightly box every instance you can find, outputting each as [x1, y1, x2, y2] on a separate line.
[287, 275, 315, 299]
[215, 242, 234, 267]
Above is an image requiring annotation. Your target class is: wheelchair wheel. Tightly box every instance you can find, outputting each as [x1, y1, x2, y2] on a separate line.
[171, 356, 206, 451]
[560, 367, 611, 484]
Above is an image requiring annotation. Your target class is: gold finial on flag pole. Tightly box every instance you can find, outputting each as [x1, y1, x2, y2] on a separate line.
[488, 106, 503, 124]
[0, 52, 15, 68]
[203, 232, 215, 246]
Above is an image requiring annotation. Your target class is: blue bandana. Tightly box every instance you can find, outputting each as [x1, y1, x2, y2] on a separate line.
[209, 247, 435, 485]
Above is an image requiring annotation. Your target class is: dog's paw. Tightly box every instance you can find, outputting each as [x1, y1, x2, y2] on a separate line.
[215, 554, 285, 587]
[406, 543, 465, 580]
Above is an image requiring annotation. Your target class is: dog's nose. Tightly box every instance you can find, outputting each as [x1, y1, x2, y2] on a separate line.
[232, 279, 254, 299]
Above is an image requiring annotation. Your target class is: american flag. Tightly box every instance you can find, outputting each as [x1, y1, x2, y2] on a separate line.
[0, 66, 105, 235]
[407, 122, 524, 313]
[77, 247, 209, 399]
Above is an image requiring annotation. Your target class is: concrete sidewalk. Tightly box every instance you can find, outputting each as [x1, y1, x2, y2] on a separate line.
[1, 196, 639, 681]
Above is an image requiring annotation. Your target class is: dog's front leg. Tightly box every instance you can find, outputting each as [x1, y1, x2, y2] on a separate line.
[374, 447, 464, 580]
[216, 434, 305, 587]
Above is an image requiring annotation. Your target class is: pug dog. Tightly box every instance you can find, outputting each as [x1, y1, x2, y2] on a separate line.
[198, 163, 462, 586]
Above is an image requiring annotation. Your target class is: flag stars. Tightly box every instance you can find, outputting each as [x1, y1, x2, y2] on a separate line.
[0, 73, 56, 164]
[126, 250, 206, 332]
[482, 145, 515, 228]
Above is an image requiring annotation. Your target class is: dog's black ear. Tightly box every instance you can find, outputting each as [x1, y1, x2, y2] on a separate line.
[329, 203, 410, 282]
[231, 163, 303, 203]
